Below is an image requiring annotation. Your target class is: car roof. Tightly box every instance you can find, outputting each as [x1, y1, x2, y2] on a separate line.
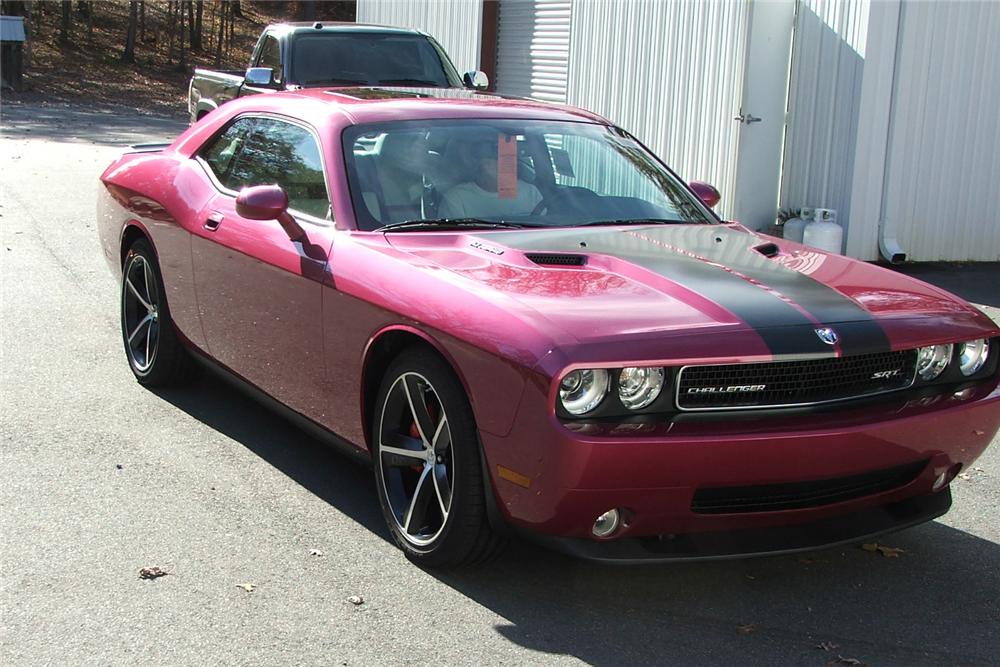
[286, 86, 612, 126]
[266, 22, 430, 36]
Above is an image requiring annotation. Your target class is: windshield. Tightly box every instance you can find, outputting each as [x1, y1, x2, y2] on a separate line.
[342, 119, 716, 231]
[290, 33, 461, 87]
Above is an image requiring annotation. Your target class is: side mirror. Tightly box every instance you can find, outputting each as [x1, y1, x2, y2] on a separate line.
[463, 70, 489, 90]
[236, 185, 305, 242]
[689, 180, 721, 209]
[245, 67, 277, 87]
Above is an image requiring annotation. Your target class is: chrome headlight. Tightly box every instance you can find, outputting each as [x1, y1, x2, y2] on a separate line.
[559, 369, 610, 415]
[618, 367, 665, 410]
[916, 344, 953, 380]
[958, 339, 989, 376]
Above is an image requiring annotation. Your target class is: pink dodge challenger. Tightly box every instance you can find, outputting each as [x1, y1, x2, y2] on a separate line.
[98, 88, 1000, 566]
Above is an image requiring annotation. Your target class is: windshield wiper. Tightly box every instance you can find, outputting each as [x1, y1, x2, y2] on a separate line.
[376, 79, 445, 87]
[577, 218, 689, 227]
[376, 218, 537, 233]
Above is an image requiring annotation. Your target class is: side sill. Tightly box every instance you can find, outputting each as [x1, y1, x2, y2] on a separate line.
[190, 352, 372, 467]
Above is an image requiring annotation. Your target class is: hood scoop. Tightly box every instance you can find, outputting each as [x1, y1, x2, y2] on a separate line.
[753, 242, 780, 258]
[525, 252, 588, 267]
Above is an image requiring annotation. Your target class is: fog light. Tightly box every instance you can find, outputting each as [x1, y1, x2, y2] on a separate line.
[932, 464, 963, 491]
[592, 508, 621, 538]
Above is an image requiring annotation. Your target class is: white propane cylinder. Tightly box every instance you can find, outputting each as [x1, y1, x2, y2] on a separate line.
[783, 207, 812, 243]
[803, 208, 843, 253]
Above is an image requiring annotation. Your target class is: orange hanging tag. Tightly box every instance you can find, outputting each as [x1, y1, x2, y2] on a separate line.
[497, 134, 518, 199]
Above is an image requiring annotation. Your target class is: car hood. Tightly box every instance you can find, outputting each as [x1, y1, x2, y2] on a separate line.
[383, 224, 996, 362]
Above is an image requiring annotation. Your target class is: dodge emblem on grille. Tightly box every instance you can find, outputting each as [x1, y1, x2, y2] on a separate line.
[815, 327, 839, 345]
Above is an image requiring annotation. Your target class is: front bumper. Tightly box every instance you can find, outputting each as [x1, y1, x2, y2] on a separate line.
[480, 376, 1000, 559]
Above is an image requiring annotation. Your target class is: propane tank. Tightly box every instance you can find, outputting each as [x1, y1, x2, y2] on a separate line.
[803, 208, 843, 253]
[783, 207, 812, 243]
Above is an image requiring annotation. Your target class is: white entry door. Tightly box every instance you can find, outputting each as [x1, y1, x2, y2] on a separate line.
[731, 0, 796, 230]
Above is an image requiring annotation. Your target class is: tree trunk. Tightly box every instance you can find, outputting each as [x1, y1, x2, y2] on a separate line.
[178, 0, 187, 71]
[231, 1, 241, 19]
[167, 1, 176, 63]
[214, 1, 225, 67]
[122, 0, 138, 63]
[86, 0, 93, 40]
[139, 1, 145, 43]
[194, 1, 203, 51]
[60, 0, 72, 44]
[22, 1, 33, 69]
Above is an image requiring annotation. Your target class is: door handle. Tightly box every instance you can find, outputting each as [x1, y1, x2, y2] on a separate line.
[204, 211, 224, 231]
[734, 112, 762, 125]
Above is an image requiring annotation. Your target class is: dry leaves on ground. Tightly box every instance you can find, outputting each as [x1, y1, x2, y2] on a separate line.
[735, 623, 756, 635]
[861, 542, 905, 558]
[816, 642, 841, 652]
[827, 656, 864, 666]
[138, 566, 168, 579]
[347, 595, 365, 606]
[236, 583, 256, 593]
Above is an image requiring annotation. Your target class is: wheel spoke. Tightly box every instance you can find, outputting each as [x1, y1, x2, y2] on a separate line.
[127, 313, 154, 345]
[381, 444, 426, 467]
[432, 463, 451, 519]
[145, 319, 152, 363]
[403, 464, 433, 534]
[432, 416, 451, 453]
[125, 278, 153, 312]
[141, 258, 154, 304]
[402, 375, 435, 446]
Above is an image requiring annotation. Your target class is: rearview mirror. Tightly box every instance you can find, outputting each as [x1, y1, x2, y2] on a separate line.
[236, 185, 305, 242]
[689, 180, 721, 209]
[463, 70, 489, 90]
[245, 67, 277, 87]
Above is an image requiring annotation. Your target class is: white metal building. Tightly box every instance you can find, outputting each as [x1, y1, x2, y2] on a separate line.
[357, 0, 1000, 262]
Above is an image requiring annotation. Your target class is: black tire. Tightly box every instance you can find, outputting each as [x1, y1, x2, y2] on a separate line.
[372, 348, 506, 568]
[121, 239, 200, 386]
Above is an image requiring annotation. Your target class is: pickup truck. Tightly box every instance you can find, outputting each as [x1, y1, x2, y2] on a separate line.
[188, 22, 488, 123]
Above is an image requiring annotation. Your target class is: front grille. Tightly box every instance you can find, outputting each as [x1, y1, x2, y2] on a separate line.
[691, 459, 929, 514]
[677, 349, 917, 410]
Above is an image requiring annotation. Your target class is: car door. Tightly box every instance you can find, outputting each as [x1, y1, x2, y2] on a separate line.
[190, 114, 336, 419]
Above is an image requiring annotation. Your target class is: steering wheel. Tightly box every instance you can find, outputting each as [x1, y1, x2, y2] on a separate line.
[530, 188, 574, 216]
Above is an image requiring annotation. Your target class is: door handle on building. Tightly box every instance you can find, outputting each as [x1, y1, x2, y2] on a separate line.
[734, 112, 762, 125]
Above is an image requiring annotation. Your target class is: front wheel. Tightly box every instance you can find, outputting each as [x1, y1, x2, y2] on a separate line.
[121, 239, 199, 386]
[372, 349, 505, 567]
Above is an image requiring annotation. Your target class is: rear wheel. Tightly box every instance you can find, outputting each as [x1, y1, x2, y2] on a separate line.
[121, 239, 199, 386]
[373, 348, 505, 567]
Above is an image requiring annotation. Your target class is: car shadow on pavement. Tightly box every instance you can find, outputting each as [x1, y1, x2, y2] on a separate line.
[150, 372, 392, 543]
[152, 372, 998, 666]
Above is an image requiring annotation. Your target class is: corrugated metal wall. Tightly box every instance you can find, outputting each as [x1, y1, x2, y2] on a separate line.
[881, 0, 1000, 261]
[355, 0, 483, 73]
[780, 0, 868, 234]
[564, 1, 751, 219]
[494, 0, 572, 103]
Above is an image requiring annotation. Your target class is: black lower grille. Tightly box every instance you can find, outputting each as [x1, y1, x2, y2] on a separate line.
[691, 459, 929, 514]
[677, 349, 917, 410]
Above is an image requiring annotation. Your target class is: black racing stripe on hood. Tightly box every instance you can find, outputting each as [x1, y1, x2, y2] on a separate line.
[480, 225, 891, 358]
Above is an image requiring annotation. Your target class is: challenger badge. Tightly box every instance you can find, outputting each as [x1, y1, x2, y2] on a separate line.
[815, 327, 839, 345]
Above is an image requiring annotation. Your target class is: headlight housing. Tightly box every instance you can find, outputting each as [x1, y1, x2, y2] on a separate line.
[916, 344, 953, 381]
[559, 369, 610, 415]
[958, 339, 990, 376]
[618, 367, 665, 410]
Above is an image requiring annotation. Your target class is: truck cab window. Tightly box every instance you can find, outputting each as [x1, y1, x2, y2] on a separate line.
[256, 35, 282, 84]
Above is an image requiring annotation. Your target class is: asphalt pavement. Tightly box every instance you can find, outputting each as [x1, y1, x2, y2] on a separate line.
[1, 102, 998, 666]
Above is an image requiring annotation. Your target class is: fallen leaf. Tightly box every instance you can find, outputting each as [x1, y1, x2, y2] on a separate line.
[816, 641, 841, 652]
[827, 656, 864, 666]
[736, 623, 756, 634]
[236, 583, 256, 593]
[957, 473, 972, 480]
[138, 566, 168, 579]
[309, 549, 324, 557]
[861, 543, 905, 558]
[347, 595, 365, 606]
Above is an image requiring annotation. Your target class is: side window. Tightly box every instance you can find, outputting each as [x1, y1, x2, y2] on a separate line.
[200, 117, 257, 184]
[256, 36, 282, 84]
[226, 118, 331, 220]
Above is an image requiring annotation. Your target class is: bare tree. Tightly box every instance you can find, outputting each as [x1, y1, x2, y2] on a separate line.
[122, 0, 138, 63]
[194, 0, 203, 51]
[214, 1, 225, 67]
[59, 0, 72, 44]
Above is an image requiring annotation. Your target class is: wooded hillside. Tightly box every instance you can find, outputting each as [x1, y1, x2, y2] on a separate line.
[1, 1, 356, 115]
